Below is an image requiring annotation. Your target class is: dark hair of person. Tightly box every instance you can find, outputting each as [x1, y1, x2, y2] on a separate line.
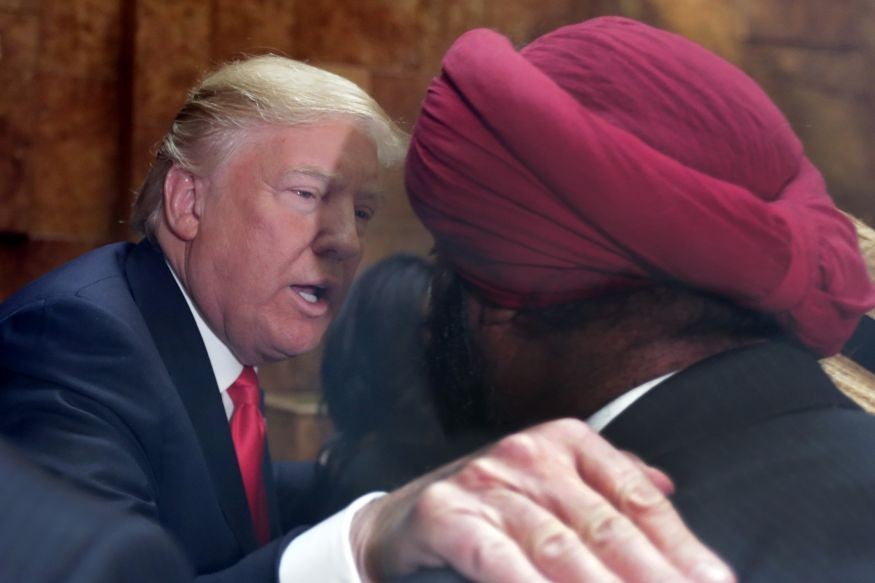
[316, 254, 445, 513]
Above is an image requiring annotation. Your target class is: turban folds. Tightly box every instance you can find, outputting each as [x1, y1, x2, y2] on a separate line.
[405, 16, 875, 355]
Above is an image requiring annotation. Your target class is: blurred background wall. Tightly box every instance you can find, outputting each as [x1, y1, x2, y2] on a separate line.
[1, 0, 873, 459]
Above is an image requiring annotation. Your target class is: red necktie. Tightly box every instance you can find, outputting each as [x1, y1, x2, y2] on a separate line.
[227, 366, 270, 545]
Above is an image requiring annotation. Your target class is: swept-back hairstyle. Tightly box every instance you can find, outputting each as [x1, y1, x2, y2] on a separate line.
[131, 54, 407, 239]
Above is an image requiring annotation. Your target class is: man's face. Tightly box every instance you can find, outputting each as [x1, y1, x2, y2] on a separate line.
[468, 304, 539, 426]
[184, 120, 380, 365]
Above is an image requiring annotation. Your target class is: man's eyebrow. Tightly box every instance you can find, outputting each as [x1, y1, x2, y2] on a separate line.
[282, 167, 335, 182]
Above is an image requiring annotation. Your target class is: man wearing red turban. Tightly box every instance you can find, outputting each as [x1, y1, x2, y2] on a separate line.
[408, 16, 875, 580]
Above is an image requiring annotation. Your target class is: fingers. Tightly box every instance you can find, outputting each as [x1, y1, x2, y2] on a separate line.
[458, 485, 623, 583]
[427, 429, 687, 582]
[615, 483, 735, 583]
[561, 421, 735, 582]
[478, 419, 733, 582]
[413, 483, 553, 583]
[358, 418, 735, 583]
[538, 470, 688, 582]
[412, 480, 630, 583]
[623, 450, 675, 495]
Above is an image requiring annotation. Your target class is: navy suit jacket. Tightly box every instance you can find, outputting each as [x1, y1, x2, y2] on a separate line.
[0, 240, 312, 581]
[0, 439, 192, 582]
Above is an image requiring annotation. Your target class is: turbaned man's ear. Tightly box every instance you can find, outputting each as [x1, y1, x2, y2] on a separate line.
[162, 164, 205, 242]
[467, 294, 518, 328]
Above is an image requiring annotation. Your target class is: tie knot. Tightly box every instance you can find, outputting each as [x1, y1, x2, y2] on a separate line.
[227, 366, 260, 407]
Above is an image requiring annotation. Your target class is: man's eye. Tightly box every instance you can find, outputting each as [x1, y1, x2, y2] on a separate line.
[294, 189, 317, 200]
[355, 208, 374, 221]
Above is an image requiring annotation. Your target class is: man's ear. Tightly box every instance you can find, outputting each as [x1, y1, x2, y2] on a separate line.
[480, 304, 518, 326]
[162, 164, 203, 241]
[468, 294, 518, 327]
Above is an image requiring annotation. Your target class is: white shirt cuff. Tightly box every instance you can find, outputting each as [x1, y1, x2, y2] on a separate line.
[278, 492, 386, 583]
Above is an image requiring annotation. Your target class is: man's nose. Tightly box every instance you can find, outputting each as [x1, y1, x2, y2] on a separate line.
[312, 198, 362, 262]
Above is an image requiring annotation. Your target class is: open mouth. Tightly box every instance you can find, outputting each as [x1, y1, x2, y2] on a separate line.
[292, 285, 328, 304]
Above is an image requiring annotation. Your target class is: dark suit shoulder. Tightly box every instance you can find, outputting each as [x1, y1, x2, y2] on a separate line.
[0, 242, 134, 318]
[663, 407, 875, 582]
[0, 245, 178, 514]
[603, 342, 875, 580]
[0, 272, 156, 384]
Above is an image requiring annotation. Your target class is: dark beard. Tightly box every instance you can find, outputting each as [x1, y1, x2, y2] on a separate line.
[425, 266, 507, 442]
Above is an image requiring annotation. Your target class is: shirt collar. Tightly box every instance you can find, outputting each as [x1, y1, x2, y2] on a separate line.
[166, 262, 244, 394]
[586, 372, 676, 433]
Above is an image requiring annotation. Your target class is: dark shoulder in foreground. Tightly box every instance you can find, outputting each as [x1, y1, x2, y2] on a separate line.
[0, 242, 135, 317]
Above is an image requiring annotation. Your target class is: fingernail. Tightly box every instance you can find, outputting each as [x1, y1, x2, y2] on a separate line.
[692, 561, 734, 582]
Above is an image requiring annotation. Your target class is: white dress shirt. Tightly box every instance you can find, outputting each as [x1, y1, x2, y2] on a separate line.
[169, 266, 375, 582]
[585, 372, 676, 433]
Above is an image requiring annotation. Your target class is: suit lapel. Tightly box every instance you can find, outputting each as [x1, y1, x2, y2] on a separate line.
[125, 240, 259, 552]
[602, 340, 859, 462]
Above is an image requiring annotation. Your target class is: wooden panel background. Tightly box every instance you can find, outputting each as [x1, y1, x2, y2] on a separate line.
[1, 0, 873, 458]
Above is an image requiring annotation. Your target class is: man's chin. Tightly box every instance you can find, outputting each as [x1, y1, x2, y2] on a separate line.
[271, 332, 326, 361]
[232, 336, 320, 366]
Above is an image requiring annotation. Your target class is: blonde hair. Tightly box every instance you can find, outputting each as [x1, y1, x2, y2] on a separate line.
[131, 54, 407, 238]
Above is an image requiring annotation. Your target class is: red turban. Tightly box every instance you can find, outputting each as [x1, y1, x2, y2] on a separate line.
[406, 16, 875, 355]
